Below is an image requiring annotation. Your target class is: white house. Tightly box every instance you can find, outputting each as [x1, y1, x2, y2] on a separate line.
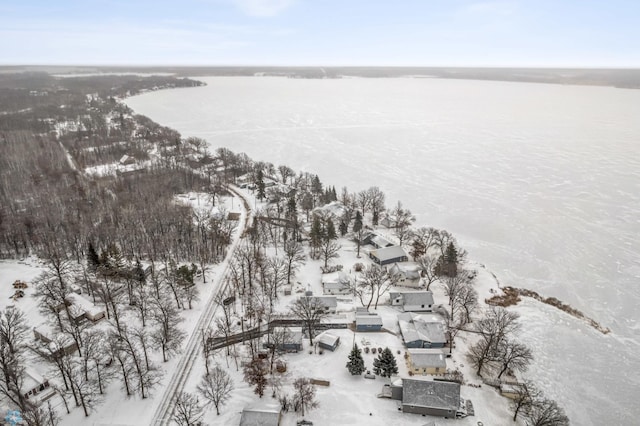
[389, 291, 434, 312]
[389, 262, 422, 288]
[322, 271, 351, 295]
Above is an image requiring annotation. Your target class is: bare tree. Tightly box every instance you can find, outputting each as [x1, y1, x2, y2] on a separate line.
[525, 398, 570, 426]
[416, 254, 439, 290]
[289, 297, 329, 346]
[283, 241, 306, 284]
[467, 306, 521, 377]
[387, 201, 415, 245]
[150, 290, 186, 362]
[496, 340, 533, 379]
[172, 392, 204, 426]
[510, 380, 542, 422]
[293, 377, 318, 417]
[243, 357, 268, 398]
[319, 239, 341, 268]
[197, 367, 234, 415]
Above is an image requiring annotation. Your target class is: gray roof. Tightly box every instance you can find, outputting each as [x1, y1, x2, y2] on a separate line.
[390, 291, 434, 307]
[302, 296, 338, 308]
[322, 271, 351, 290]
[371, 245, 407, 262]
[356, 314, 383, 326]
[240, 403, 281, 426]
[402, 378, 460, 412]
[408, 349, 447, 369]
[398, 313, 447, 345]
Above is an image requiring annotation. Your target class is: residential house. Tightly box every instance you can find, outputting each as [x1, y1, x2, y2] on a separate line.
[360, 232, 394, 249]
[21, 368, 54, 406]
[300, 295, 337, 314]
[316, 332, 340, 351]
[268, 327, 303, 352]
[240, 402, 282, 426]
[407, 349, 448, 375]
[400, 378, 462, 418]
[389, 262, 422, 288]
[322, 271, 351, 295]
[355, 311, 383, 332]
[65, 293, 106, 322]
[389, 291, 434, 312]
[33, 325, 78, 357]
[398, 312, 447, 349]
[370, 246, 408, 266]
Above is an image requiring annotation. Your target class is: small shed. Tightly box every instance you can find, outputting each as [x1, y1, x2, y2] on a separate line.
[240, 402, 282, 426]
[370, 246, 408, 266]
[355, 313, 383, 332]
[316, 332, 340, 352]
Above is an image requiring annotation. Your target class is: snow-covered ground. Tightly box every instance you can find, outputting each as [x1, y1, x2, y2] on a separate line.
[126, 76, 640, 425]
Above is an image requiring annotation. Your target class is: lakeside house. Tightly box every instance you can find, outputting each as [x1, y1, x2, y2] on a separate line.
[370, 246, 408, 266]
[406, 348, 448, 375]
[268, 326, 303, 353]
[389, 262, 422, 288]
[389, 291, 434, 312]
[398, 312, 447, 349]
[399, 378, 462, 418]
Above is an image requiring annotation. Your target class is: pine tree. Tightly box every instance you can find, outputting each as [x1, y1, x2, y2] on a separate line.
[346, 344, 365, 375]
[325, 219, 337, 241]
[256, 169, 266, 200]
[373, 347, 398, 378]
[339, 221, 347, 237]
[353, 211, 363, 233]
[87, 242, 100, 272]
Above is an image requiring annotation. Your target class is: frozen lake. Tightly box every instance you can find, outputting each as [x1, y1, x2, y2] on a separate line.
[127, 76, 640, 425]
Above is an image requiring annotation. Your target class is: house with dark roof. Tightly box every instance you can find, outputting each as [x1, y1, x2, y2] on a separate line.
[389, 291, 434, 312]
[370, 246, 408, 266]
[398, 312, 447, 349]
[400, 378, 462, 418]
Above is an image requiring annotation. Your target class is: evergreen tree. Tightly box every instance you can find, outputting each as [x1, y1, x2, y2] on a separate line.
[353, 211, 363, 233]
[286, 196, 297, 219]
[311, 175, 323, 195]
[87, 242, 100, 272]
[339, 221, 347, 237]
[346, 344, 365, 375]
[256, 169, 266, 200]
[325, 219, 337, 241]
[373, 347, 398, 378]
[309, 216, 323, 257]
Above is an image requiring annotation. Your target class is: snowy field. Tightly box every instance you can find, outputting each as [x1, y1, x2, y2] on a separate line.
[126, 76, 640, 425]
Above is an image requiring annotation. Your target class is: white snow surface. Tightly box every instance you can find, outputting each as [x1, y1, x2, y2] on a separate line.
[125, 76, 640, 425]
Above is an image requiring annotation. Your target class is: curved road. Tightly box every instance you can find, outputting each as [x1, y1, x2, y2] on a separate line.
[151, 185, 252, 425]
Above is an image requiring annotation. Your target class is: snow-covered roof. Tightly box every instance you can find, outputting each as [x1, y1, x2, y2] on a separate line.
[371, 235, 394, 248]
[356, 314, 383, 327]
[302, 295, 337, 309]
[239, 402, 281, 426]
[390, 291, 434, 307]
[402, 378, 460, 412]
[408, 349, 447, 369]
[322, 271, 351, 289]
[371, 245, 407, 262]
[273, 326, 303, 344]
[316, 332, 340, 346]
[398, 313, 446, 345]
[390, 262, 422, 279]
[66, 293, 105, 318]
